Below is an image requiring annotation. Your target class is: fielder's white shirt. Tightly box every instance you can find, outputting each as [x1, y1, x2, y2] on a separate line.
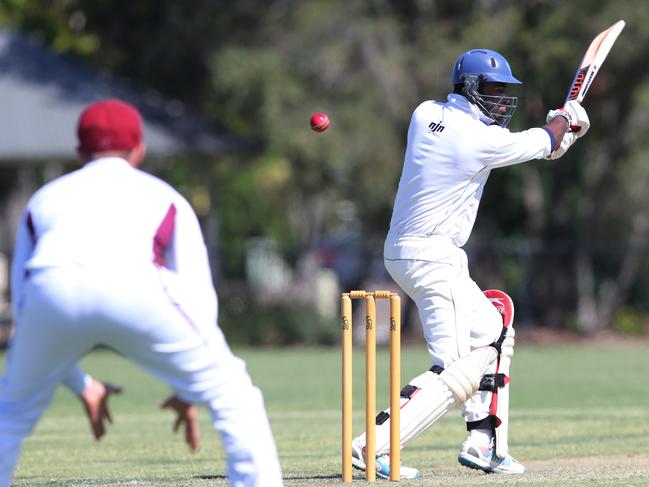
[11, 157, 217, 344]
[11, 156, 217, 327]
[387, 94, 552, 252]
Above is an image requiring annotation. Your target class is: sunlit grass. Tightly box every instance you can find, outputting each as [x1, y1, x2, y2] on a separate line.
[2, 343, 648, 485]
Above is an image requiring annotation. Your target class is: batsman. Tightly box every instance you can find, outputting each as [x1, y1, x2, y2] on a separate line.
[351, 49, 590, 479]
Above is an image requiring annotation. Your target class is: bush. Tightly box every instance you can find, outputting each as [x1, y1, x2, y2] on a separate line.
[219, 290, 339, 346]
[612, 307, 647, 336]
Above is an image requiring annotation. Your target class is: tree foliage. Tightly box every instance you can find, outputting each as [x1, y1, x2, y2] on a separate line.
[3, 0, 649, 335]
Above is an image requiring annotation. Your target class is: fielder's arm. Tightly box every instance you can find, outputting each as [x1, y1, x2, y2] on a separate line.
[10, 210, 34, 322]
[79, 378, 123, 440]
[165, 197, 218, 324]
[10, 211, 102, 401]
[161, 395, 200, 451]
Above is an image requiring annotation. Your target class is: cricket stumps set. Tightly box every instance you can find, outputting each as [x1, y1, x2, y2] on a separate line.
[341, 290, 401, 482]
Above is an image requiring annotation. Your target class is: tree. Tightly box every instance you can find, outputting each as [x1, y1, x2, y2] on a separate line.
[4, 0, 649, 337]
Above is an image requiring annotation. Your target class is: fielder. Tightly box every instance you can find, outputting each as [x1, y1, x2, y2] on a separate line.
[351, 49, 590, 479]
[0, 99, 284, 487]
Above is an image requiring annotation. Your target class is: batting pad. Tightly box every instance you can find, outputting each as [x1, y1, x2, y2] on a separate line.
[483, 289, 515, 459]
[373, 346, 498, 456]
[494, 325, 514, 458]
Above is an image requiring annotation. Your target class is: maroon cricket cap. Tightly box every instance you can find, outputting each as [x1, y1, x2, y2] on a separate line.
[77, 99, 143, 153]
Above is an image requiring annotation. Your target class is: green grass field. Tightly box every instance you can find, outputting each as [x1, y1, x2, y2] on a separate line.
[3, 343, 649, 486]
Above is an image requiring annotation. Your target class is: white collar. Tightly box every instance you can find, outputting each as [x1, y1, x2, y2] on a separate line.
[446, 93, 495, 126]
[85, 156, 132, 168]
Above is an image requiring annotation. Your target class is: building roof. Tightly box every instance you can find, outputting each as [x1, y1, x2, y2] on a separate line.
[0, 28, 240, 161]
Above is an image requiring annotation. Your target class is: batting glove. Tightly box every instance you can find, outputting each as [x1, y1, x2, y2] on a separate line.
[546, 100, 590, 138]
[546, 132, 577, 160]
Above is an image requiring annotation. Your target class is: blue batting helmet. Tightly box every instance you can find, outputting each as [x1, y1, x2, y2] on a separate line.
[452, 49, 521, 85]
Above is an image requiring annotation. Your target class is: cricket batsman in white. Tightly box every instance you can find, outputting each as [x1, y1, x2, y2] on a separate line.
[0, 99, 284, 487]
[351, 49, 590, 479]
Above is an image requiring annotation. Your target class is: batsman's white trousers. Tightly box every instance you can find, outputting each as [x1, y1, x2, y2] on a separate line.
[0, 266, 283, 487]
[384, 234, 503, 422]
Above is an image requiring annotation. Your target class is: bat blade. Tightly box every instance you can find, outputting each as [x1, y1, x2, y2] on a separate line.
[566, 19, 625, 103]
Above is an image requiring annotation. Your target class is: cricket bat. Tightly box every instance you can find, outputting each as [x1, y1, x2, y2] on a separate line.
[566, 19, 625, 104]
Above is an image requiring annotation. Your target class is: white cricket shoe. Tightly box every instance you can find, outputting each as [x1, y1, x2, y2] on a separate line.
[351, 440, 421, 480]
[457, 438, 527, 474]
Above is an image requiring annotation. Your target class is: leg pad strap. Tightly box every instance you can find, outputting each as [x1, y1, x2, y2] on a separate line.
[371, 346, 498, 456]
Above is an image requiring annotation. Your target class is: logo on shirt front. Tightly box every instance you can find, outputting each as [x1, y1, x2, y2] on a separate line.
[428, 121, 445, 133]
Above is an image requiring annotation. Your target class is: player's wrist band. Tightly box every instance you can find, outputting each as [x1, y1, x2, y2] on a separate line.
[543, 127, 557, 151]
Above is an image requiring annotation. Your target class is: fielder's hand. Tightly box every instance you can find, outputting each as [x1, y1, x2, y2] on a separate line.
[546, 100, 590, 138]
[161, 395, 200, 451]
[79, 378, 123, 440]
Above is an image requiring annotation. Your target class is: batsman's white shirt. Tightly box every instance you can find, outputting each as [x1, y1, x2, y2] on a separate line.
[385, 94, 551, 421]
[388, 94, 551, 247]
[1, 157, 283, 487]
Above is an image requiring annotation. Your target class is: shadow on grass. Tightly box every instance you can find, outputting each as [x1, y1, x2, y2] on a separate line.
[284, 475, 340, 480]
[196, 474, 340, 480]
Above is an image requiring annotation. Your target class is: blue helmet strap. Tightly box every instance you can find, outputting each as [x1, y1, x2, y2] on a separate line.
[461, 74, 518, 128]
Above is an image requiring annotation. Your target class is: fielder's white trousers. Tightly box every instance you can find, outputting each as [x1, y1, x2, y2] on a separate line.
[0, 266, 283, 487]
[384, 234, 503, 423]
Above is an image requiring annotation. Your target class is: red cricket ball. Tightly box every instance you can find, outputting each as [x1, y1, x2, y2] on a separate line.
[310, 113, 330, 132]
